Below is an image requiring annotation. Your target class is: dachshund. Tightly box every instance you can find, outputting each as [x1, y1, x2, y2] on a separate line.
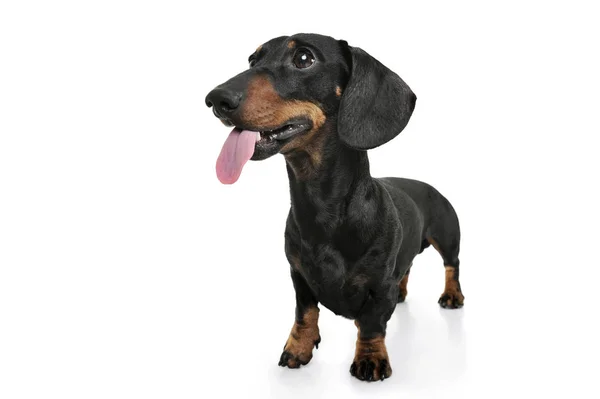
[205, 33, 464, 382]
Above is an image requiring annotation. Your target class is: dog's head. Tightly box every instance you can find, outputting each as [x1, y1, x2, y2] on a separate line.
[206, 33, 416, 184]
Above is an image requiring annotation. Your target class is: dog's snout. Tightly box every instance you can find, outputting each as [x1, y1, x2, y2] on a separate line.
[205, 88, 242, 117]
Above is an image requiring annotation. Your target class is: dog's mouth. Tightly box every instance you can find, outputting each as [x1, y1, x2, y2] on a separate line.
[215, 120, 312, 184]
[256, 121, 312, 143]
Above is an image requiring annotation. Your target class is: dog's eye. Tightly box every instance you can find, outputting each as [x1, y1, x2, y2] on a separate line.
[293, 48, 315, 69]
[249, 58, 256, 68]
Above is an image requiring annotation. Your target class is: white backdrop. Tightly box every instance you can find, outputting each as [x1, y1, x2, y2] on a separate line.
[1, 1, 599, 398]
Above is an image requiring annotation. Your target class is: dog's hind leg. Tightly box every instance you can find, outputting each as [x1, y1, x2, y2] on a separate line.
[397, 268, 410, 303]
[426, 201, 464, 309]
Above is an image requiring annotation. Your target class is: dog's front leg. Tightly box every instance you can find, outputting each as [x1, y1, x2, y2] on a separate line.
[278, 269, 320, 369]
[350, 287, 396, 381]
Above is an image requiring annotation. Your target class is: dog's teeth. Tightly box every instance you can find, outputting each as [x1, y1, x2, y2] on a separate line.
[256, 132, 261, 142]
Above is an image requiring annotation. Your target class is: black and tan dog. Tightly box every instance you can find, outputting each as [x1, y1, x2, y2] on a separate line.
[205, 33, 464, 382]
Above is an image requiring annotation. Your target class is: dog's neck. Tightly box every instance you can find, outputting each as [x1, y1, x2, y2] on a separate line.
[284, 126, 373, 236]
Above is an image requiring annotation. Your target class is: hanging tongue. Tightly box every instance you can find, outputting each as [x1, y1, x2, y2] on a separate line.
[216, 128, 260, 184]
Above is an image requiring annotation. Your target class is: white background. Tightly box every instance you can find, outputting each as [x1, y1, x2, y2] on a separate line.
[1, 1, 599, 398]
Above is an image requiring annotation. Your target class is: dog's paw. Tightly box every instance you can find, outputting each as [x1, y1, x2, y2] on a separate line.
[278, 350, 311, 368]
[278, 336, 321, 368]
[397, 289, 407, 303]
[438, 291, 465, 309]
[350, 335, 392, 382]
[350, 355, 392, 381]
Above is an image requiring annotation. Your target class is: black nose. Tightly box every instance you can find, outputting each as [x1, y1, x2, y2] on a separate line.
[205, 88, 242, 117]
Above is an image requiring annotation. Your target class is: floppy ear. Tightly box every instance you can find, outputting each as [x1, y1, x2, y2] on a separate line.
[338, 44, 417, 150]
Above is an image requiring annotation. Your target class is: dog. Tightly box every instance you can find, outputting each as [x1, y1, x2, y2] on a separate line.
[205, 33, 464, 382]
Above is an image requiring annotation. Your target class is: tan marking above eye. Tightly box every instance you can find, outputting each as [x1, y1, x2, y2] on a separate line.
[256, 45, 262, 52]
[287, 40, 296, 49]
[335, 86, 342, 97]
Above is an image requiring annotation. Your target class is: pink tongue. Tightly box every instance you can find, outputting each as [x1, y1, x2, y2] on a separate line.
[216, 128, 258, 184]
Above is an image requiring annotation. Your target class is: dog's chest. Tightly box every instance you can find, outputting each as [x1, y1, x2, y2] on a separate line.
[295, 243, 368, 318]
